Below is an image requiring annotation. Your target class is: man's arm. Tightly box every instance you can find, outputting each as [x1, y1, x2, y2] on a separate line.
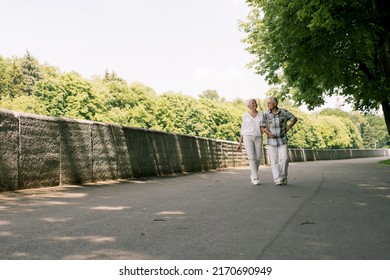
[286, 117, 298, 132]
[261, 126, 274, 138]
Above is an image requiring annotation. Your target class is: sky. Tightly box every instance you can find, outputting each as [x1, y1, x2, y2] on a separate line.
[0, 0, 271, 100]
[0, 0, 347, 109]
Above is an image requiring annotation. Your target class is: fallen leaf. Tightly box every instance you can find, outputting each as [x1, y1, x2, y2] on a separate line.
[301, 221, 315, 225]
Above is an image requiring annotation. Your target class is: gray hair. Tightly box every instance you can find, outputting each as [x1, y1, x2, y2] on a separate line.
[245, 98, 256, 107]
[267, 96, 278, 105]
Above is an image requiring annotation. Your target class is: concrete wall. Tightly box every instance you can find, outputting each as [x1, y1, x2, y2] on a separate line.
[0, 109, 247, 191]
[0, 109, 389, 192]
[288, 148, 390, 162]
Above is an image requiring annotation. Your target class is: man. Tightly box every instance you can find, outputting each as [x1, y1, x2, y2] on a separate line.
[261, 97, 297, 186]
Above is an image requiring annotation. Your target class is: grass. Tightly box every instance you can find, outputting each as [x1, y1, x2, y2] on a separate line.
[378, 159, 390, 166]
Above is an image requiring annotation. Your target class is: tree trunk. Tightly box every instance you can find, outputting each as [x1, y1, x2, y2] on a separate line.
[376, 0, 390, 138]
[381, 29, 390, 138]
[382, 99, 390, 139]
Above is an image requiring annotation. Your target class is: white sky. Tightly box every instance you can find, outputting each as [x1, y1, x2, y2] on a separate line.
[0, 0, 272, 102]
[0, 0, 349, 110]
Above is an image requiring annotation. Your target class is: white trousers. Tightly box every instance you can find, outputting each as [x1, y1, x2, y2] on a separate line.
[268, 144, 289, 182]
[243, 135, 262, 179]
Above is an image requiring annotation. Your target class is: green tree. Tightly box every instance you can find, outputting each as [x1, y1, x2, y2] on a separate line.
[319, 108, 350, 119]
[285, 108, 317, 148]
[232, 97, 245, 107]
[20, 51, 42, 95]
[200, 98, 243, 141]
[362, 124, 378, 148]
[34, 72, 104, 120]
[0, 56, 11, 98]
[364, 115, 389, 147]
[0, 95, 47, 115]
[156, 92, 212, 136]
[3, 53, 379, 147]
[241, 0, 390, 138]
[0, 56, 24, 98]
[199, 89, 225, 101]
[102, 75, 137, 110]
[98, 75, 159, 128]
[318, 108, 363, 148]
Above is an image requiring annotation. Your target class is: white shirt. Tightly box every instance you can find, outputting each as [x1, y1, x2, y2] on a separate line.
[240, 112, 263, 136]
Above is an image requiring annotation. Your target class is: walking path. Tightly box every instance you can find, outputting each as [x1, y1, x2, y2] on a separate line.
[0, 157, 389, 260]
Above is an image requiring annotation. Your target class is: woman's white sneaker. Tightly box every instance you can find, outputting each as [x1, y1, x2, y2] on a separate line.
[250, 175, 260, 185]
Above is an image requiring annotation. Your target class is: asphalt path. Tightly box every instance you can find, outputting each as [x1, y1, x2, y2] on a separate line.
[1, 157, 389, 260]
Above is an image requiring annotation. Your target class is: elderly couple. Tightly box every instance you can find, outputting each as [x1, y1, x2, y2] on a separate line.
[237, 97, 298, 186]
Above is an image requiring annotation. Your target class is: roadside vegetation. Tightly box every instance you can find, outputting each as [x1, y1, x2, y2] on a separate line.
[379, 159, 390, 166]
[0, 52, 388, 149]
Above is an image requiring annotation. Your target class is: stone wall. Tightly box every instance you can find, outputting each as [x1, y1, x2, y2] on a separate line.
[0, 109, 247, 191]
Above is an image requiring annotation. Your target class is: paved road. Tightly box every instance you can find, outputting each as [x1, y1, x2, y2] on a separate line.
[1, 157, 389, 260]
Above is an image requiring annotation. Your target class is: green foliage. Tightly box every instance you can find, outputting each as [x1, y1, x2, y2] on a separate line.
[363, 115, 389, 148]
[0, 52, 387, 148]
[241, 0, 390, 137]
[199, 89, 225, 101]
[232, 98, 245, 107]
[285, 107, 320, 149]
[0, 55, 24, 98]
[33, 72, 104, 120]
[155, 92, 236, 139]
[318, 108, 363, 148]
[318, 116, 353, 148]
[200, 98, 244, 141]
[0, 95, 47, 115]
[378, 159, 390, 166]
[20, 51, 43, 95]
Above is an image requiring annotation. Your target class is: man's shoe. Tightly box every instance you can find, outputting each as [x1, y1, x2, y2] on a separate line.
[275, 179, 283, 186]
[282, 178, 288, 185]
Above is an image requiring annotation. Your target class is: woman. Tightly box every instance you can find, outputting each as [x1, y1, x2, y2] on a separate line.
[237, 99, 263, 185]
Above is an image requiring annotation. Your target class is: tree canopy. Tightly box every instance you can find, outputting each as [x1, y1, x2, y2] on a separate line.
[240, 0, 390, 137]
[0, 52, 388, 148]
